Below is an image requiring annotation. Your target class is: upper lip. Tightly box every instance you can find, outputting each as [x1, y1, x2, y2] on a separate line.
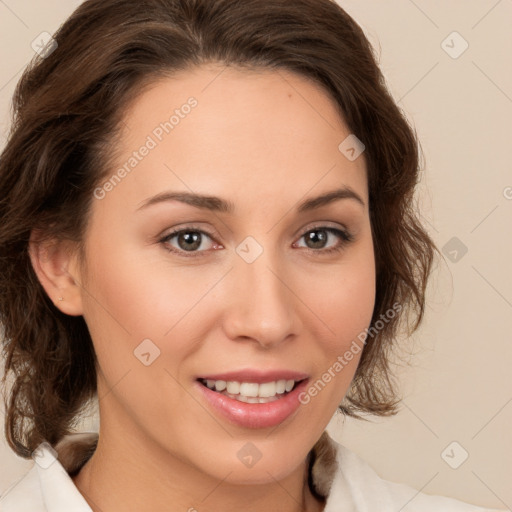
[197, 369, 309, 384]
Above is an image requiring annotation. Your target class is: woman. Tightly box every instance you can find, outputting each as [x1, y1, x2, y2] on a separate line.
[0, 0, 504, 510]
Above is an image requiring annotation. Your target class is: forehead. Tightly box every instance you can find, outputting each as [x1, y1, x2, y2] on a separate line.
[99, 64, 368, 214]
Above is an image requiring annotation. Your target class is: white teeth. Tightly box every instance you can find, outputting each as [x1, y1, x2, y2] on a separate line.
[223, 392, 280, 404]
[226, 381, 240, 394]
[285, 379, 295, 392]
[239, 382, 259, 397]
[259, 396, 278, 403]
[214, 380, 227, 391]
[202, 378, 301, 399]
[276, 380, 286, 394]
[257, 381, 275, 397]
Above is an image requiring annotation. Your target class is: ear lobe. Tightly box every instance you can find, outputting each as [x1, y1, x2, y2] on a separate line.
[28, 231, 84, 316]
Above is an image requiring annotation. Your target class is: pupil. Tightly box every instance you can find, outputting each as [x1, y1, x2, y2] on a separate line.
[179, 232, 201, 251]
[307, 230, 327, 249]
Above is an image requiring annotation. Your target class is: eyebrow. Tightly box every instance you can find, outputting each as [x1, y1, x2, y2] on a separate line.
[136, 186, 365, 213]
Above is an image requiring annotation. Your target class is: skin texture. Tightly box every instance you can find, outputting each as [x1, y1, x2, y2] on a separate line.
[30, 65, 376, 512]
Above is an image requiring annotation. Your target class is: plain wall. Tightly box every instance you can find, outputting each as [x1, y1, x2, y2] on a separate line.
[0, 1, 510, 509]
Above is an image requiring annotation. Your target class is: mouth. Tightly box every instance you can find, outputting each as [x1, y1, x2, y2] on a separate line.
[195, 371, 310, 429]
[197, 378, 305, 404]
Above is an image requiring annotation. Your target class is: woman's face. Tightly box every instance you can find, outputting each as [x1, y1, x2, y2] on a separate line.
[73, 65, 375, 484]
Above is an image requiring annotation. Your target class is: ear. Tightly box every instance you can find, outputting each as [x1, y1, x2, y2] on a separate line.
[28, 231, 84, 316]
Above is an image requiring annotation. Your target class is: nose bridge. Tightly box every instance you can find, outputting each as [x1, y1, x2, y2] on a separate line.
[224, 241, 298, 347]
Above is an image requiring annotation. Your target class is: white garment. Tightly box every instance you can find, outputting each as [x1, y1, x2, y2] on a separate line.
[0, 431, 504, 512]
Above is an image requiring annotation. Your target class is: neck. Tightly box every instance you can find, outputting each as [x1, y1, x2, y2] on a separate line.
[71, 411, 325, 512]
[73, 440, 324, 512]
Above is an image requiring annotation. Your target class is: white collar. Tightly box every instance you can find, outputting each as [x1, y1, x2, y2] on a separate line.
[1, 430, 498, 511]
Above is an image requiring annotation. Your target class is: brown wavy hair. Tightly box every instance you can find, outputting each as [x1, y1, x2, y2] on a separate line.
[0, 0, 436, 458]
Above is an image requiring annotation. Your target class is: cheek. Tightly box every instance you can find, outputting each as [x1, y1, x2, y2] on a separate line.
[80, 222, 375, 380]
[80, 232, 213, 339]
[302, 237, 375, 398]
[78, 233, 228, 397]
[307, 239, 376, 347]
[301, 279, 374, 412]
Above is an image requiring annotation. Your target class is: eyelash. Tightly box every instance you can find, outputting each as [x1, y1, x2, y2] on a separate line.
[158, 224, 354, 258]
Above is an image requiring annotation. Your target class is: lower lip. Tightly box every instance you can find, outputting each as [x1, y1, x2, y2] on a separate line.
[196, 380, 309, 429]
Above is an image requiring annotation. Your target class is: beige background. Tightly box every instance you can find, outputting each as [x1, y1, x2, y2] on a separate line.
[0, 0, 511, 509]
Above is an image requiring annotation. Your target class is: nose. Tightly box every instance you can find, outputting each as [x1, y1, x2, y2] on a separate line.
[222, 250, 300, 349]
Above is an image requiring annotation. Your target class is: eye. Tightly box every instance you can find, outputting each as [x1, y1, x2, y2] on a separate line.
[159, 227, 222, 257]
[293, 225, 354, 255]
[158, 224, 354, 258]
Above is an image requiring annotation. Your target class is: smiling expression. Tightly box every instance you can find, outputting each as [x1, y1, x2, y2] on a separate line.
[72, 63, 376, 485]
